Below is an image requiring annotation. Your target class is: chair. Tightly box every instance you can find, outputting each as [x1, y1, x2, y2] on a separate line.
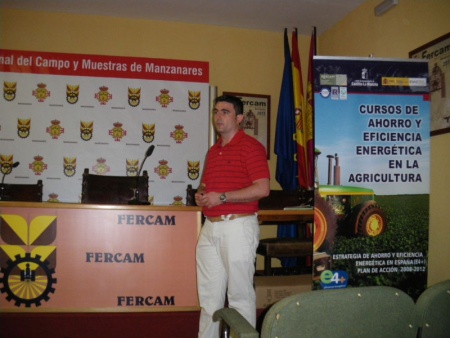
[257, 190, 313, 275]
[256, 238, 312, 276]
[0, 180, 43, 202]
[81, 168, 149, 204]
[416, 279, 450, 338]
[214, 286, 418, 338]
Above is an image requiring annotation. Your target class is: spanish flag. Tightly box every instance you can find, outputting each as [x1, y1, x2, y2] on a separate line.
[291, 28, 308, 190]
[275, 28, 300, 267]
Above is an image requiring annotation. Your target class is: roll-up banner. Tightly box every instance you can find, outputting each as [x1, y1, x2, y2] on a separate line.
[313, 56, 430, 299]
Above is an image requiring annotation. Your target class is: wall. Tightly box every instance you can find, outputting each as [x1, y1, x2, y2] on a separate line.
[0, 8, 310, 189]
[1, 1, 449, 285]
[319, 0, 450, 286]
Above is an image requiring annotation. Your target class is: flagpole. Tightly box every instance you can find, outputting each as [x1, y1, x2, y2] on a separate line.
[305, 27, 316, 190]
[313, 26, 317, 55]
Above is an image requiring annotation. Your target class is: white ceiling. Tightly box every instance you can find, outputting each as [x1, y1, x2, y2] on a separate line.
[1, 0, 369, 35]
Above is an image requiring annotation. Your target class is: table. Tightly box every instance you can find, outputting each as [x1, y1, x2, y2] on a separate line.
[257, 208, 314, 275]
[0, 202, 314, 312]
[258, 208, 314, 223]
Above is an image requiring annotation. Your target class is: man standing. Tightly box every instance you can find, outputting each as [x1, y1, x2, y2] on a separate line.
[195, 95, 270, 337]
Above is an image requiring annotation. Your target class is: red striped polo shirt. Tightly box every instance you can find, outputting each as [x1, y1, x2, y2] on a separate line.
[202, 129, 270, 217]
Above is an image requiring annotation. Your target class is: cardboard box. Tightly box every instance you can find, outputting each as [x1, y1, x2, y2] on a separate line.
[255, 274, 312, 309]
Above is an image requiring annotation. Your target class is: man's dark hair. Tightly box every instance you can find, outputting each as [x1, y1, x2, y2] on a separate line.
[214, 95, 244, 115]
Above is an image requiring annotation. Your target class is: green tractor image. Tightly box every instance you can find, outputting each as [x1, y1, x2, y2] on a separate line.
[314, 152, 387, 252]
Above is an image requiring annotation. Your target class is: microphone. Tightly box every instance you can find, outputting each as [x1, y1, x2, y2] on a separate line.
[128, 145, 155, 205]
[1, 161, 20, 201]
[138, 145, 155, 178]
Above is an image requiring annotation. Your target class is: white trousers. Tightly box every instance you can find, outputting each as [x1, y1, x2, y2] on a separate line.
[196, 214, 259, 338]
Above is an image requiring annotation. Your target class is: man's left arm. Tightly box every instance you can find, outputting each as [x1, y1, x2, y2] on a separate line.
[222, 178, 270, 204]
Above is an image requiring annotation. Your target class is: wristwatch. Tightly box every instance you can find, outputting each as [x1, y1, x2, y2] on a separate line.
[219, 193, 227, 204]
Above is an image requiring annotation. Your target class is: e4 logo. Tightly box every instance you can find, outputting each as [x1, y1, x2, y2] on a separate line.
[320, 270, 349, 289]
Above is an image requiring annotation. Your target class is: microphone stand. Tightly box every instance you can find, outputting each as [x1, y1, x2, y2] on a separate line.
[128, 145, 154, 205]
[0, 161, 20, 201]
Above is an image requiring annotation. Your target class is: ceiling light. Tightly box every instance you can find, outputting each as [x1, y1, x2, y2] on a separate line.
[374, 0, 399, 16]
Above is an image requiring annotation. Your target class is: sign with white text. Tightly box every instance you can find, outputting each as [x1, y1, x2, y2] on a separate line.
[313, 57, 429, 300]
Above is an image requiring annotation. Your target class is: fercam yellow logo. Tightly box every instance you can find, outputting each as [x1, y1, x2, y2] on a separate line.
[3, 81, 17, 101]
[63, 157, 77, 177]
[0, 154, 15, 176]
[187, 160, 200, 181]
[17, 118, 31, 139]
[188, 90, 200, 110]
[128, 87, 141, 107]
[142, 123, 155, 143]
[0, 214, 57, 307]
[80, 120, 94, 141]
[126, 159, 139, 176]
[66, 84, 79, 104]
